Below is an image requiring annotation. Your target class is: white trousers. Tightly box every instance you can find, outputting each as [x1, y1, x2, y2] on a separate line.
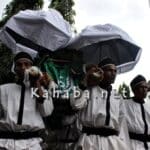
[0, 138, 42, 150]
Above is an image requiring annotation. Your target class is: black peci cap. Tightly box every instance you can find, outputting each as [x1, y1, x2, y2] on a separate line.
[98, 57, 116, 68]
[130, 75, 146, 90]
[14, 52, 33, 63]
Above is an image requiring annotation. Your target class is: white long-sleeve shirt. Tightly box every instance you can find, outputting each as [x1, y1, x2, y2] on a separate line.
[0, 83, 54, 150]
[124, 99, 150, 150]
[70, 86, 131, 150]
[0, 83, 53, 131]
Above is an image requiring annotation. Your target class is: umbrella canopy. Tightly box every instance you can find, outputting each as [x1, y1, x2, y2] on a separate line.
[0, 9, 72, 56]
[67, 24, 142, 74]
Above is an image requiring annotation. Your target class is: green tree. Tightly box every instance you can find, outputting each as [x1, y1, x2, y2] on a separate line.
[0, 43, 14, 84]
[118, 82, 131, 99]
[0, 0, 44, 84]
[49, 0, 76, 29]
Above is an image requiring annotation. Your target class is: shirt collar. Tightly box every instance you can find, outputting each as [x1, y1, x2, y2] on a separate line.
[133, 97, 145, 104]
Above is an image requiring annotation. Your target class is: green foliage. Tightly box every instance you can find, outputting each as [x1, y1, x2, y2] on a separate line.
[0, 43, 15, 84]
[0, 0, 44, 27]
[118, 82, 131, 99]
[49, 0, 76, 25]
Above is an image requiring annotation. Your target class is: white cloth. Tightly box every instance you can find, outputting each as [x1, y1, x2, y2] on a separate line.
[0, 83, 54, 149]
[71, 86, 131, 150]
[124, 99, 150, 150]
[0, 138, 42, 150]
[0, 9, 72, 53]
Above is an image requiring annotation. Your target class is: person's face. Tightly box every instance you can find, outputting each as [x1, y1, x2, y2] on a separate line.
[102, 64, 117, 85]
[87, 65, 103, 78]
[14, 58, 32, 78]
[86, 65, 104, 86]
[134, 81, 148, 100]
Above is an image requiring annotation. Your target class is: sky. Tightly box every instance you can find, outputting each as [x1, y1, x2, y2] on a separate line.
[0, 0, 150, 89]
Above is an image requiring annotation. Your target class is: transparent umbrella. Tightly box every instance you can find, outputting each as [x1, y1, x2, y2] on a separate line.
[67, 24, 142, 74]
[0, 9, 72, 56]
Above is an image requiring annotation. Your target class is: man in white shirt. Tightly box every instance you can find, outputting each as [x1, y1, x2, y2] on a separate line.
[124, 75, 150, 150]
[0, 52, 53, 150]
[71, 58, 131, 150]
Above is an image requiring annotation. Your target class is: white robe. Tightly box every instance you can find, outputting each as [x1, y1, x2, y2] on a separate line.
[70, 86, 131, 150]
[124, 99, 150, 150]
[0, 83, 54, 150]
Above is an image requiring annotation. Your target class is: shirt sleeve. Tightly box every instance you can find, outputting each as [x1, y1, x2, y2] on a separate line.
[70, 89, 89, 110]
[0, 86, 6, 119]
[37, 89, 54, 117]
[118, 98, 132, 149]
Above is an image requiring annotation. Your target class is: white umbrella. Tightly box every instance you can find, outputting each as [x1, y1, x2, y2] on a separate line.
[67, 24, 142, 74]
[0, 9, 72, 56]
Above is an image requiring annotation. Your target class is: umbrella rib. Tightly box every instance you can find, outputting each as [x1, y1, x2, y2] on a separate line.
[6, 27, 52, 54]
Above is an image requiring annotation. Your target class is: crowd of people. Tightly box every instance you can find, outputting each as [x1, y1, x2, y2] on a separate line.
[0, 51, 150, 150]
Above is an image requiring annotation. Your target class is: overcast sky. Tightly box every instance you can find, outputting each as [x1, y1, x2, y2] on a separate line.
[0, 0, 150, 88]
